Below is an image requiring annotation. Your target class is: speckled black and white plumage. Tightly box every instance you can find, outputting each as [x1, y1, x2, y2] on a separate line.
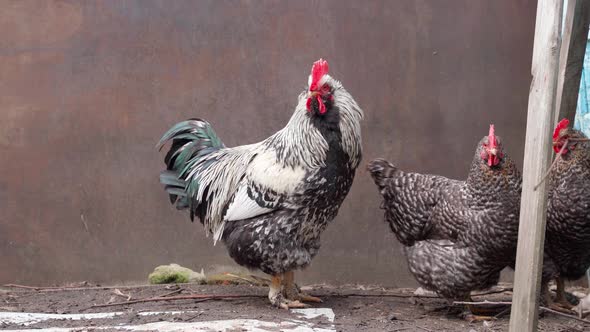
[368, 134, 522, 300]
[222, 108, 357, 275]
[158, 65, 363, 293]
[543, 128, 590, 284]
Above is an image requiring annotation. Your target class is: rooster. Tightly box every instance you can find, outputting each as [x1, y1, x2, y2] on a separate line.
[157, 59, 363, 308]
[368, 125, 522, 319]
[541, 119, 590, 311]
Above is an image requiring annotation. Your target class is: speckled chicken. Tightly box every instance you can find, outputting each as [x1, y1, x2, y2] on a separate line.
[157, 59, 363, 309]
[368, 126, 522, 316]
[542, 119, 590, 311]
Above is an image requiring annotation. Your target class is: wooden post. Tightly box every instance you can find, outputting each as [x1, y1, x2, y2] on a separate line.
[554, 0, 590, 124]
[508, 1, 563, 331]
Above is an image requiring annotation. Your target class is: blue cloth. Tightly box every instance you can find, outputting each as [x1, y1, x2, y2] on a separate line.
[575, 42, 590, 134]
[573, 39, 590, 284]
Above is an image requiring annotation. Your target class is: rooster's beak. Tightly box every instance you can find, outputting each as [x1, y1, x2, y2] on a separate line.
[308, 91, 319, 98]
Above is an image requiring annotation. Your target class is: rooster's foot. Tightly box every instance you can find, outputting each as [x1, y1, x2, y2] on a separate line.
[269, 274, 310, 309]
[282, 272, 323, 303]
[269, 290, 309, 309]
[279, 299, 309, 309]
[298, 293, 323, 303]
[283, 284, 323, 303]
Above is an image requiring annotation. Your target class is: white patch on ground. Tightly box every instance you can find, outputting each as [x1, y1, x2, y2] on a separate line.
[0, 310, 199, 326]
[0, 308, 336, 332]
[291, 308, 335, 322]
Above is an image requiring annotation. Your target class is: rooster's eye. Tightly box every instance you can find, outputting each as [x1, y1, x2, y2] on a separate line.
[320, 84, 331, 94]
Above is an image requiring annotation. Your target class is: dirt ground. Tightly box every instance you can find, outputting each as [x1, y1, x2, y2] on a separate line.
[0, 282, 588, 332]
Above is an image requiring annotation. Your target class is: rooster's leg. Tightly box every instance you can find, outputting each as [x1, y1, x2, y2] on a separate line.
[282, 271, 322, 303]
[269, 274, 307, 309]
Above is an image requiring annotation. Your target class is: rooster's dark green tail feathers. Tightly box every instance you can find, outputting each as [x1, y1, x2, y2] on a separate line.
[157, 119, 225, 215]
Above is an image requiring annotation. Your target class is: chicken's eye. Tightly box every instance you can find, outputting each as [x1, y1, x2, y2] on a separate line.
[320, 84, 331, 94]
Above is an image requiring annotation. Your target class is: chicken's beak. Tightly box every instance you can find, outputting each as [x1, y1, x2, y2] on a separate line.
[308, 91, 319, 98]
[488, 148, 498, 167]
[487, 148, 498, 166]
[559, 129, 569, 139]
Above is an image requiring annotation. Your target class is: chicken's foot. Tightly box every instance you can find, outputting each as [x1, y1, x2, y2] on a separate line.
[282, 271, 322, 303]
[461, 304, 496, 322]
[461, 297, 504, 322]
[555, 277, 575, 310]
[463, 312, 496, 322]
[269, 274, 308, 309]
[541, 277, 574, 315]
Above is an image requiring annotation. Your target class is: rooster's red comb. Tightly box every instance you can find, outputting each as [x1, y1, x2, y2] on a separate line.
[309, 59, 329, 91]
[553, 118, 570, 140]
[488, 124, 497, 148]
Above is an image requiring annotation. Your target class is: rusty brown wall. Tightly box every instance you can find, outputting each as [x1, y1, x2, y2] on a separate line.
[0, 0, 536, 286]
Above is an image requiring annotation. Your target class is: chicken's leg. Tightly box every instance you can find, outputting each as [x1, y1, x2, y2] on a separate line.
[542, 280, 574, 314]
[554, 277, 575, 310]
[282, 271, 322, 303]
[269, 274, 307, 309]
[461, 296, 499, 322]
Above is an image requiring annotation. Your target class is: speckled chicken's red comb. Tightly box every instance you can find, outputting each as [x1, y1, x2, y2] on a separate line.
[553, 118, 570, 140]
[309, 59, 329, 91]
[488, 124, 497, 148]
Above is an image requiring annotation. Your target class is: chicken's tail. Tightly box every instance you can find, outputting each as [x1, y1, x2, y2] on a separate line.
[367, 158, 400, 189]
[156, 119, 225, 211]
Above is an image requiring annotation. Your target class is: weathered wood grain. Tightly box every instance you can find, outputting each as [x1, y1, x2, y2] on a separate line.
[509, 0, 564, 331]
